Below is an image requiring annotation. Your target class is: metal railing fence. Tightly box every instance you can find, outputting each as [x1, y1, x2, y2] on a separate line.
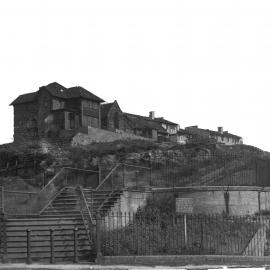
[0, 167, 99, 216]
[98, 212, 269, 256]
[99, 154, 270, 189]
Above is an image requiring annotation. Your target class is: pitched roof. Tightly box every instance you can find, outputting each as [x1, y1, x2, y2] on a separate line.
[10, 92, 37, 105]
[124, 113, 168, 134]
[176, 128, 193, 136]
[154, 117, 178, 126]
[209, 130, 242, 140]
[66, 86, 104, 102]
[43, 82, 104, 102]
[10, 82, 105, 105]
[185, 126, 242, 140]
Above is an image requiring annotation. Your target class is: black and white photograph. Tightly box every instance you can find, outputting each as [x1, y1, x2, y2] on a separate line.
[0, 1, 269, 269]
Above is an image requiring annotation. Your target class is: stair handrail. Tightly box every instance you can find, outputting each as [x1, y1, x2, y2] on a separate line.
[39, 187, 67, 215]
[95, 163, 121, 191]
[77, 186, 95, 246]
[41, 166, 98, 192]
[97, 189, 116, 213]
[34, 166, 98, 214]
[118, 163, 151, 170]
[78, 186, 94, 225]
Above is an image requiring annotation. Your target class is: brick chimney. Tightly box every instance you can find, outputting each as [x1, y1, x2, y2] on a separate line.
[218, 127, 223, 134]
[149, 111, 155, 120]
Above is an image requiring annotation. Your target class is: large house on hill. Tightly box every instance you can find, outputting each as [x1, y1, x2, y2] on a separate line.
[10, 82, 243, 146]
[10, 82, 104, 142]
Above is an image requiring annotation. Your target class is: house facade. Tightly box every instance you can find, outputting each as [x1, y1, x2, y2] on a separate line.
[123, 111, 177, 141]
[185, 126, 243, 145]
[10, 82, 104, 142]
[169, 129, 193, 145]
[101, 101, 133, 133]
[149, 111, 179, 135]
[11, 83, 244, 146]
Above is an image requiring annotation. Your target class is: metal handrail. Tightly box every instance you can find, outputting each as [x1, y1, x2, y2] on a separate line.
[118, 163, 151, 170]
[39, 167, 66, 193]
[39, 187, 67, 215]
[40, 166, 98, 193]
[78, 186, 94, 225]
[95, 163, 121, 191]
[97, 189, 116, 213]
[3, 190, 38, 195]
[77, 186, 94, 246]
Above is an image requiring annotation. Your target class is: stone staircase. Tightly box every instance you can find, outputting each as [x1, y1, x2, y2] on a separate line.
[83, 189, 123, 215]
[42, 187, 123, 218]
[1, 179, 124, 263]
[41, 188, 81, 218]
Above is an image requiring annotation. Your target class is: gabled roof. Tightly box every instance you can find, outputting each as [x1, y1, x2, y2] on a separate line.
[10, 82, 105, 105]
[185, 126, 242, 140]
[101, 100, 122, 121]
[154, 117, 178, 126]
[10, 92, 37, 105]
[43, 82, 104, 102]
[66, 86, 104, 102]
[209, 130, 242, 140]
[176, 128, 193, 136]
[124, 113, 168, 134]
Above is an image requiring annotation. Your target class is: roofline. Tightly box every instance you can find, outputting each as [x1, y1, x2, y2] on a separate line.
[185, 126, 242, 140]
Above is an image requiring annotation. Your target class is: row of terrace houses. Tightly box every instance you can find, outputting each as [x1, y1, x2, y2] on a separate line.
[170, 126, 243, 145]
[10, 82, 243, 145]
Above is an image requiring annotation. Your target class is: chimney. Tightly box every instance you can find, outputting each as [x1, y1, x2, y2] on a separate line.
[218, 127, 223, 134]
[149, 111, 155, 120]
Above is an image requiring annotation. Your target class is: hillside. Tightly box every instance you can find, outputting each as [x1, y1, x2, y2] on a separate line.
[0, 138, 268, 192]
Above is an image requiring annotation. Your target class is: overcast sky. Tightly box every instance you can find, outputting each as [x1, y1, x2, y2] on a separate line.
[0, 0, 270, 150]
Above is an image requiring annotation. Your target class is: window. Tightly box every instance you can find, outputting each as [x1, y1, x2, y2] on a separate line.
[52, 99, 65, 110]
[68, 112, 75, 129]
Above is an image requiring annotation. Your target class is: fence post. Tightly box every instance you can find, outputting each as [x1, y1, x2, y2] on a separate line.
[111, 172, 114, 191]
[65, 169, 68, 186]
[255, 161, 258, 186]
[136, 171, 138, 190]
[27, 229, 32, 264]
[149, 161, 152, 187]
[258, 191, 261, 214]
[15, 160, 18, 175]
[96, 212, 103, 263]
[43, 172, 46, 188]
[73, 227, 78, 263]
[184, 214, 188, 246]
[1, 213, 7, 263]
[1, 186, 4, 214]
[122, 164, 125, 188]
[50, 229, 55, 264]
[91, 190, 94, 214]
[98, 159, 102, 185]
